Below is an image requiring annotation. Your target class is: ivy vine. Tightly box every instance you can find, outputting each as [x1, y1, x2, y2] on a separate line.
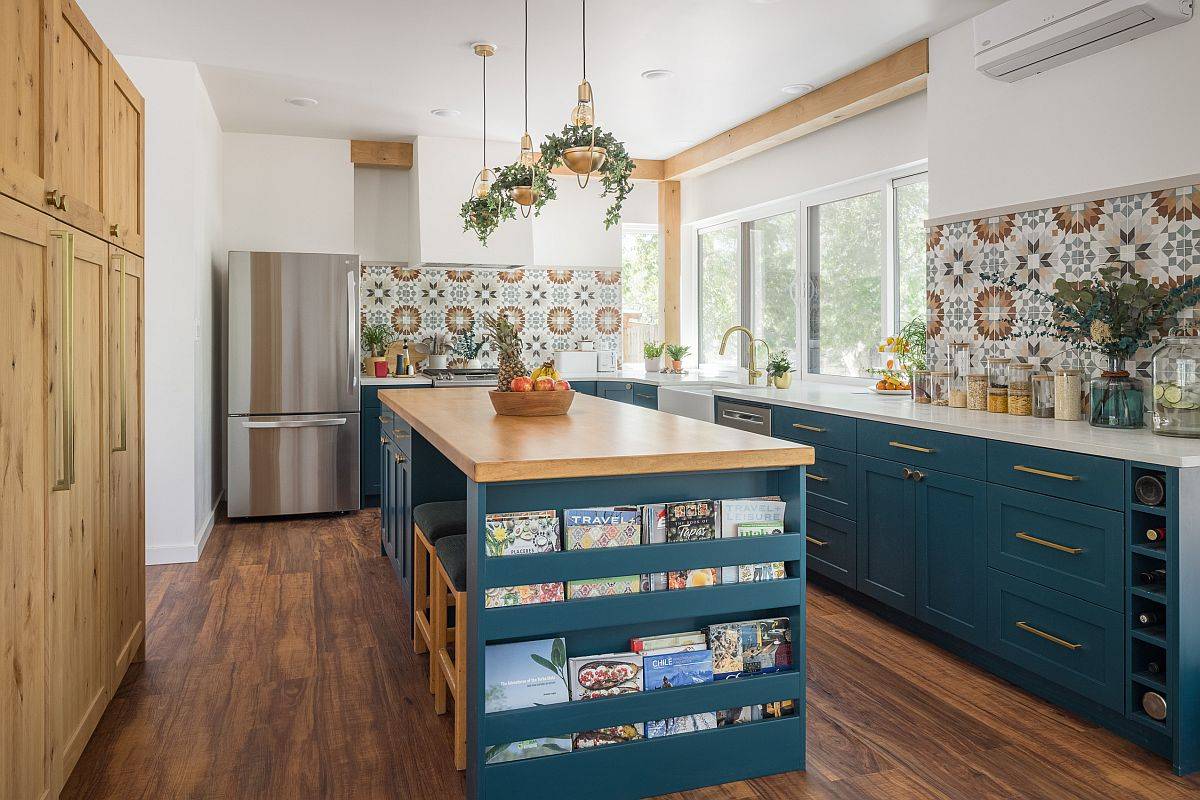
[539, 124, 635, 229]
[460, 161, 557, 245]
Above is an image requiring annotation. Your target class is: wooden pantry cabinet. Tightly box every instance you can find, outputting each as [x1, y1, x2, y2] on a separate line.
[1, 0, 144, 254]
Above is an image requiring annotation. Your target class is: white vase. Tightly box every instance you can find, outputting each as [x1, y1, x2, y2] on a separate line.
[427, 354, 449, 369]
[644, 356, 661, 373]
[466, 358, 482, 369]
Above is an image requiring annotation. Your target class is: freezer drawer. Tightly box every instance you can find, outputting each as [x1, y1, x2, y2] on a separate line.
[227, 413, 361, 517]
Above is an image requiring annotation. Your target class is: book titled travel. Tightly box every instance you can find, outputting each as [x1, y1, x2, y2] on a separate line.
[564, 506, 641, 550]
[484, 638, 571, 763]
[643, 649, 717, 738]
[706, 618, 792, 680]
[568, 652, 643, 700]
[484, 510, 560, 557]
[665, 500, 717, 542]
[566, 575, 641, 600]
[718, 498, 786, 583]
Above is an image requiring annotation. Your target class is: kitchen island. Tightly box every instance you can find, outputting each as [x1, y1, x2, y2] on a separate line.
[378, 388, 813, 800]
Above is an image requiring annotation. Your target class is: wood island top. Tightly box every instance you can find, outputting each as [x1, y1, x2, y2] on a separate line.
[379, 388, 814, 483]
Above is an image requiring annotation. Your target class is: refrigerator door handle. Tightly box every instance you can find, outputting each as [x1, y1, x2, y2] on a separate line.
[347, 269, 358, 394]
[242, 418, 348, 429]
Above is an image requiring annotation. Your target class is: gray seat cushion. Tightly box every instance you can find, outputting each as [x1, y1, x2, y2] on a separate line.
[435, 534, 467, 592]
[413, 500, 467, 543]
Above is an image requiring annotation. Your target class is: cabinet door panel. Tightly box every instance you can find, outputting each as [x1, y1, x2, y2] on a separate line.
[107, 248, 144, 687]
[0, 196, 51, 800]
[0, 0, 52, 212]
[597, 381, 634, 404]
[856, 455, 916, 614]
[104, 57, 143, 255]
[380, 441, 393, 558]
[361, 408, 382, 502]
[916, 470, 987, 647]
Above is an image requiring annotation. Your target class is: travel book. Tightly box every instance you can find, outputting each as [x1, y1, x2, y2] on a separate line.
[718, 498, 787, 584]
[643, 649, 717, 738]
[707, 618, 793, 680]
[484, 510, 560, 557]
[564, 506, 641, 550]
[717, 705, 762, 727]
[484, 582, 565, 608]
[484, 638, 571, 764]
[630, 631, 707, 654]
[566, 575, 640, 600]
[568, 652, 643, 700]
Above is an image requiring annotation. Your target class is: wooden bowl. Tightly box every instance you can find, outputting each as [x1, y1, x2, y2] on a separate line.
[489, 389, 576, 416]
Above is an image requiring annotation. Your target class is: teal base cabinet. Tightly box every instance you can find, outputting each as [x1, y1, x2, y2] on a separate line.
[571, 381, 597, 396]
[916, 470, 986, 647]
[361, 384, 423, 505]
[633, 383, 658, 409]
[805, 508, 855, 588]
[856, 456, 916, 614]
[596, 380, 635, 404]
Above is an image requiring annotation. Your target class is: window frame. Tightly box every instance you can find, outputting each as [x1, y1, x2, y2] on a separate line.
[620, 223, 665, 362]
[690, 163, 928, 385]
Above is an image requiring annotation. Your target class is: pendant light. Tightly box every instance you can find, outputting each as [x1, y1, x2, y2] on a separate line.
[512, 0, 539, 216]
[470, 42, 497, 201]
[561, 0, 606, 187]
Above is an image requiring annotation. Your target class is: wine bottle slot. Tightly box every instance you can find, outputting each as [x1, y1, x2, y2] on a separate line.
[1146, 660, 1164, 675]
[1142, 691, 1168, 721]
[1136, 568, 1167, 585]
[1137, 611, 1161, 626]
[1134, 474, 1167, 507]
[1145, 527, 1166, 543]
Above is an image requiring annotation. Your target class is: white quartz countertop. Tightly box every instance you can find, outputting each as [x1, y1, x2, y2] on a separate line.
[561, 367, 1200, 468]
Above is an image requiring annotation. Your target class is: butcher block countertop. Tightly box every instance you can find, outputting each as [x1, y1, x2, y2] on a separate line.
[379, 387, 813, 483]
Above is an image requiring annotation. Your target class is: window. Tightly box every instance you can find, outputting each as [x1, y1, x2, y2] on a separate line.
[692, 168, 928, 382]
[620, 226, 661, 363]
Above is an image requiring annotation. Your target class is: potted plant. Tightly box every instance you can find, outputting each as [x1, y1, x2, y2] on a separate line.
[984, 263, 1200, 429]
[768, 351, 793, 389]
[452, 324, 488, 369]
[425, 333, 450, 370]
[664, 343, 690, 371]
[643, 340, 664, 373]
[539, 125, 636, 229]
[361, 324, 396, 376]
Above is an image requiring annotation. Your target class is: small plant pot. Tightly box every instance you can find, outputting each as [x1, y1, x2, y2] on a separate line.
[426, 354, 449, 369]
[643, 356, 661, 373]
[772, 372, 793, 389]
[671, 359, 683, 371]
[466, 358, 482, 369]
[511, 185, 540, 207]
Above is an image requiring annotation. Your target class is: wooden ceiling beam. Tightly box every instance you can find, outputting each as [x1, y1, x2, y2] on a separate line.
[350, 140, 414, 169]
[663, 40, 929, 181]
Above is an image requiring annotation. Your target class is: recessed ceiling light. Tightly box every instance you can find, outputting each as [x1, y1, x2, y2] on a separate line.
[641, 69, 675, 80]
[430, 108, 462, 118]
[285, 96, 318, 107]
[781, 83, 815, 96]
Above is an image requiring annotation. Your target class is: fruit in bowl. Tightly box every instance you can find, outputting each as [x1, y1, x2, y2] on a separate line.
[510, 375, 534, 393]
[554, 379, 571, 391]
[533, 377, 556, 391]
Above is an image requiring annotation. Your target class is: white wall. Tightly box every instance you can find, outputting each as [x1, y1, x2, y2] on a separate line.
[531, 178, 621, 269]
[222, 133, 354, 254]
[119, 55, 223, 564]
[355, 166, 410, 262]
[928, 16, 1200, 219]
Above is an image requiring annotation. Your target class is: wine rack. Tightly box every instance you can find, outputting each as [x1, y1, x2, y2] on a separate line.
[1127, 464, 1172, 734]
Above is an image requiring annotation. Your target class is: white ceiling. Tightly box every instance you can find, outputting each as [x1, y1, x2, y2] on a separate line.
[80, 0, 1001, 159]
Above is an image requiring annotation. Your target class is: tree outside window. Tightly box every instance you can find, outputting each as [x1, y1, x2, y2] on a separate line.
[621, 228, 661, 362]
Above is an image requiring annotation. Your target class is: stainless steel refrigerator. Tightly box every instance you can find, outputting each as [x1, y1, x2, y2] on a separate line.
[226, 251, 361, 517]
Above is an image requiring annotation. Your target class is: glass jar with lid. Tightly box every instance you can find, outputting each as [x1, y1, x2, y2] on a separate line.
[949, 342, 970, 408]
[911, 369, 932, 404]
[1008, 363, 1034, 416]
[986, 357, 1010, 413]
[1032, 374, 1055, 418]
[931, 371, 952, 406]
[1054, 350, 1087, 421]
[1151, 336, 1200, 437]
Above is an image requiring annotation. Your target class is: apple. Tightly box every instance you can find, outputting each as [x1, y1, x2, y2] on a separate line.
[509, 376, 533, 393]
[554, 379, 571, 392]
[533, 377, 555, 392]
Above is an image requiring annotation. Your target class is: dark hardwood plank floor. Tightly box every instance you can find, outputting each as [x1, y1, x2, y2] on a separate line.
[63, 511, 1200, 800]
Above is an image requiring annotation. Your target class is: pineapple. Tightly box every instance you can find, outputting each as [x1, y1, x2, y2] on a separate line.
[484, 312, 527, 391]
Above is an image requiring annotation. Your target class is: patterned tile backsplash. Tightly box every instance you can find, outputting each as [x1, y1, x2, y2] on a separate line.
[359, 264, 623, 364]
[926, 182, 1200, 378]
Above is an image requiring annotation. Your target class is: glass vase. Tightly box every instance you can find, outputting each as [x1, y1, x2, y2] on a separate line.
[1089, 357, 1145, 429]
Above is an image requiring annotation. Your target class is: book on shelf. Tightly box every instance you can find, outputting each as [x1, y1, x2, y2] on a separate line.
[643, 649, 717, 738]
[568, 652, 643, 700]
[566, 575, 641, 600]
[717, 705, 762, 727]
[737, 562, 787, 583]
[641, 503, 669, 592]
[718, 498, 786, 584]
[564, 506, 641, 550]
[572, 724, 643, 750]
[484, 582, 565, 608]
[706, 618, 792, 680]
[485, 510, 560, 557]
[630, 631, 707, 654]
[666, 568, 722, 590]
[484, 638, 571, 764]
[665, 500, 717, 542]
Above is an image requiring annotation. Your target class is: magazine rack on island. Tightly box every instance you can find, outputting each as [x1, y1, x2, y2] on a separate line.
[378, 388, 814, 799]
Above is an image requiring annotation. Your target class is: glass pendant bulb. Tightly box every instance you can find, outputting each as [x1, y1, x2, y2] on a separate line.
[570, 80, 594, 127]
[474, 169, 493, 198]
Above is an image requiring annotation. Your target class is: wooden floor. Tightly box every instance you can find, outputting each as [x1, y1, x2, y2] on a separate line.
[63, 511, 1200, 800]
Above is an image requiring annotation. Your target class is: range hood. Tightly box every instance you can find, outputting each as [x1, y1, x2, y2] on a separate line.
[408, 135, 621, 269]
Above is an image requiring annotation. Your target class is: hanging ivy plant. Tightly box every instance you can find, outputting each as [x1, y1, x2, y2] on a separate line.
[459, 161, 557, 245]
[539, 124, 635, 229]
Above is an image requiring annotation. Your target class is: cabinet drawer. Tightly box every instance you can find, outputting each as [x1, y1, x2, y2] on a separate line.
[805, 509, 855, 588]
[806, 446, 856, 518]
[857, 420, 985, 480]
[361, 385, 381, 410]
[987, 570, 1124, 712]
[388, 415, 412, 455]
[987, 441, 1124, 511]
[771, 405, 856, 451]
[571, 381, 597, 396]
[986, 485, 1124, 611]
[633, 384, 658, 409]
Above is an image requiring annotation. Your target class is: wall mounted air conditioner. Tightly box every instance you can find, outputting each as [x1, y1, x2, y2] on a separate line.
[974, 0, 1192, 81]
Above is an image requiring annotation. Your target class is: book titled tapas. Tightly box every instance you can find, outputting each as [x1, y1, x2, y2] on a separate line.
[484, 638, 571, 763]
[564, 506, 641, 550]
[484, 582, 565, 608]
[568, 652, 643, 700]
[665, 500, 716, 542]
[707, 618, 792, 680]
[566, 575, 640, 600]
[643, 649, 716, 738]
[484, 510, 560, 557]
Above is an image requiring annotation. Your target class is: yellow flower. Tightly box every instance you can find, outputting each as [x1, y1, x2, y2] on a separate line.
[493, 525, 508, 542]
[1089, 319, 1113, 344]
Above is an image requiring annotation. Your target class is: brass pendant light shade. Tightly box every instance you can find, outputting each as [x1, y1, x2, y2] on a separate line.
[513, 0, 538, 215]
[564, 0, 603, 186]
[470, 43, 496, 203]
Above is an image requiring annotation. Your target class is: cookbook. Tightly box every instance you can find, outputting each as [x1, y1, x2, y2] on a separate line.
[484, 510, 560, 557]
[643, 649, 717, 738]
[484, 638, 571, 763]
[564, 506, 641, 550]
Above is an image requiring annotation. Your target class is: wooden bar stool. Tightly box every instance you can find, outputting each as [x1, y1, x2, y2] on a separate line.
[412, 500, 467, 663]
[431, 533, 468, 771]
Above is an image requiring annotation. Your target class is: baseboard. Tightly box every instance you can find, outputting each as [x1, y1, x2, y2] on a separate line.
[144, 492, 223, 565]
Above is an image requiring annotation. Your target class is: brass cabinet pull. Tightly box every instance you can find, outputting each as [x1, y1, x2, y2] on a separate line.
[807, 473, 829, 483]
[394, 453, 406, 464]
[378, 415, 388, 424]
[805, 535, 828, 547]
[46, 188, 68, 211]
[625, 383, 632, 390]
[1015, 621, 1082, 650]
[50, 231, 75, 489]
[380, 436, 388, 445]
[792, 423, 826, 433]
[1013, 465, 1080, 482]
[901, 467, 925, 482]
[110, 223, 123, 238]
[1015, 531, 1083, 555]
[111, 252, 128, 452]
[889, 440, 934, 454]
